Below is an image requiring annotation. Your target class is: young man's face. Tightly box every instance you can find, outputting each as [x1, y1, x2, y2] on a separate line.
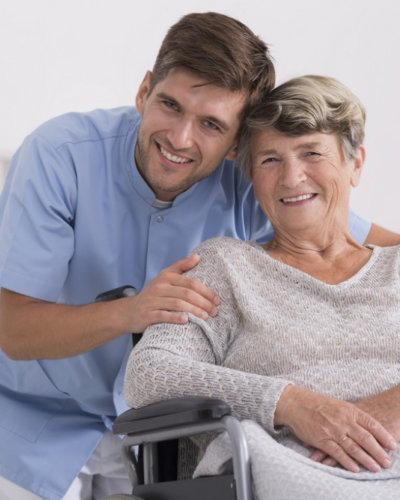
[135, 68, 247, 201]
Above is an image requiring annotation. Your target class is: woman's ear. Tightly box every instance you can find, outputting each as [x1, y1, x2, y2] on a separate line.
[350, 145, 365, 187]
[135, 71, 152, 114]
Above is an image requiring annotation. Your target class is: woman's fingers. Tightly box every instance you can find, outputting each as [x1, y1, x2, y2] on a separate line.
[309, 417, 395, 472]
[323, 435, 386, 473]
[321, 457, 338, 467]
[276, 385, 396, 473]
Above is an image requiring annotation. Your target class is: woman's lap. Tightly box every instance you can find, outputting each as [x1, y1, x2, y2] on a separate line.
[195, 420, 400, 500]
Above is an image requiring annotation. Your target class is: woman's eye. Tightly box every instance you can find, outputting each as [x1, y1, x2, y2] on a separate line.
[306, 151, 321, 158]
[261, 157, 278, 164]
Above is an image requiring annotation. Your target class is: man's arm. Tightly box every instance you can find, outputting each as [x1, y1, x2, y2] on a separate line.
[365, 223, 400, 246]
[0, 254, 220, 360]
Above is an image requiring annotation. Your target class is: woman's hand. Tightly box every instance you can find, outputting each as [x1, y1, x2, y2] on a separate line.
[311, 386, 400, 468]
[356, 386, 400, 441]
[275, 385, 397, 473]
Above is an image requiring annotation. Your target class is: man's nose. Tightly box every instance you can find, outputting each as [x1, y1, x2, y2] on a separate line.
[166, 119, 195, 150]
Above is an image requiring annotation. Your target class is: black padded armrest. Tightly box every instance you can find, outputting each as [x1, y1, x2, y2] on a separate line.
[113, 397, 231, 435]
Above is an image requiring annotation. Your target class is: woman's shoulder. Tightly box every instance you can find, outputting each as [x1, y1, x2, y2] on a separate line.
[188, 238, 264, 281]
[192, 237, 261, 258]
[365, 243, 400, 280]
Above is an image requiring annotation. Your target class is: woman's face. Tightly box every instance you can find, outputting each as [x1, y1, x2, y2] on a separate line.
[250, 128, 364, 237]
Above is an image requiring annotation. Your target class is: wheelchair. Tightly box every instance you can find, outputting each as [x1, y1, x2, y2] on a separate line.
[105, 396, 252, 500]
[96, 286, 253, 500]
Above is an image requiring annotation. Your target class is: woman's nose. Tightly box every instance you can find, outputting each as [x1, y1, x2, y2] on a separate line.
[279, 159, 307, 188]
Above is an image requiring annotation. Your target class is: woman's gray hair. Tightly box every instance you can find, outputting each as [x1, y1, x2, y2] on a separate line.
[237, 75, 366, 178]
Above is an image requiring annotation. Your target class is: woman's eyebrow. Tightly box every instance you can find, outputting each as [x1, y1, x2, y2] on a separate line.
[254, 148, 278, 158]
[296, 141, 322, 150]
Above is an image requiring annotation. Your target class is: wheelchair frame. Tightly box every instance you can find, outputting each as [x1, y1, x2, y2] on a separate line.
[111, 397, 253, 500]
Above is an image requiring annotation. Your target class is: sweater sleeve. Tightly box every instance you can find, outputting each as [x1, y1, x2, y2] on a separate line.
[123, 238, 291, 434]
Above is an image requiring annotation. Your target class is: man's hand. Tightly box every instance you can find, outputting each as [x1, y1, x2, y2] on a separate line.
[125, 253, 220, 333]
[275, 385, 397, 473]
[0, 254, 220, 359]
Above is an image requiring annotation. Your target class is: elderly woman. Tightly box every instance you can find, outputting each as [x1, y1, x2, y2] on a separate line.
[124, 76, 400, 499]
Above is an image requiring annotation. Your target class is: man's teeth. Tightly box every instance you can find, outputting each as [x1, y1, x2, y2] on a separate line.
[282, 194, 314, 203]
[160, 145, 190, 164]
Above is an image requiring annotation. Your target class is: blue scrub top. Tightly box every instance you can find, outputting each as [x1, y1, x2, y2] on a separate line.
[0, 107, 370, 499]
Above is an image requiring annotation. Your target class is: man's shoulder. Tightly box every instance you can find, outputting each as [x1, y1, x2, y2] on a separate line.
[31, 106, 140, 150]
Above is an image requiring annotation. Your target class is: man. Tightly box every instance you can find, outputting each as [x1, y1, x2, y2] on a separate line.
[0, 11, 398, 500]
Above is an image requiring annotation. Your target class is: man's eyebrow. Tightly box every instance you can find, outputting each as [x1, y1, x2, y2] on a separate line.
[205, 115, 230, 131]
[156, 92, 179, 104]
[156, 92, 230, 132]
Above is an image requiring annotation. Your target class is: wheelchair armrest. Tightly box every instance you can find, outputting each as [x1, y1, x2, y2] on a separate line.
[114, 397, 252, 500]
[113, 396, 231, 435]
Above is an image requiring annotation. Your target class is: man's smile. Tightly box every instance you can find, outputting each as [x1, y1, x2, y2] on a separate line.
[157, 143, 193, 165]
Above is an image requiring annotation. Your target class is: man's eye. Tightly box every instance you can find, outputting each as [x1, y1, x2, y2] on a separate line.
[163, 100, 179, 111]
[204, 120, 219, 131]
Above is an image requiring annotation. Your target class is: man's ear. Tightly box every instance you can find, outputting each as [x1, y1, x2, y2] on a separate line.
[136, 71, 152, 114]
[350, 145, 365, 187]
[225, 143, 238, 160]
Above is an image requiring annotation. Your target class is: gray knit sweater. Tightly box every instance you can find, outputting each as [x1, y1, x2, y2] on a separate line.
[125, 237, 400, 436]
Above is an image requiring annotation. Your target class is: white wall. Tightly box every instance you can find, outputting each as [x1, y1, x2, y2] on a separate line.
[1, 0, 399, 231]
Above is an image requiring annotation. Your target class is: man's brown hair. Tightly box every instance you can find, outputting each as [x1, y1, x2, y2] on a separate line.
[150, 12, 275, 111]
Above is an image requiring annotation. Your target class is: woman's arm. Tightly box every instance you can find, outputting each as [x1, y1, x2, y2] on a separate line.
[124, 239, 293, 433]
[126, 327, 396, 474]
[124, 238, 398, 474]
[355, 385, 400, 440]
[124, 317, 290, 434]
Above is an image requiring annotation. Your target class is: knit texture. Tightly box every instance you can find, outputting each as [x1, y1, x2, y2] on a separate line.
[124, 237, 400, 495]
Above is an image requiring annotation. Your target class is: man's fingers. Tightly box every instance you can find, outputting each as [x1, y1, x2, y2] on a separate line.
[162, 273, 220, 308]
[173, 277, 220, 308]
[132, 255, 222, 332]
[149, 310, 189, 326]
[162, 256, 221, 307]
[154, 295, 217, 320]
[166, 253, 201, 274]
